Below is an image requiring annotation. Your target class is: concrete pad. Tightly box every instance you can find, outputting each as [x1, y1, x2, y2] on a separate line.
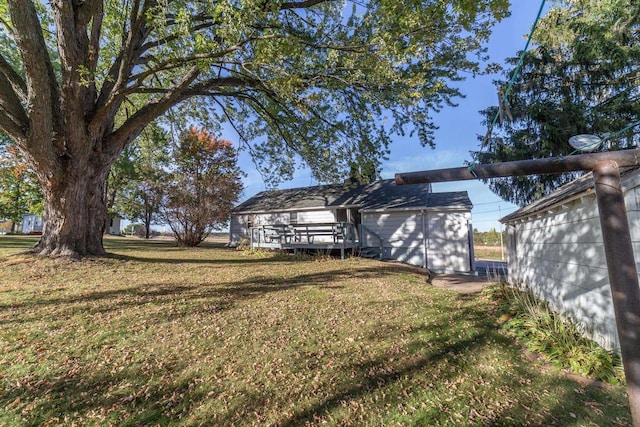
[430, 274, 498, 294]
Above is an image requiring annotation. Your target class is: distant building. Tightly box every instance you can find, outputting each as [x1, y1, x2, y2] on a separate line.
[20, 214, 122, 235]
[21, 214, 43, 234]
[107, 216, 122, 235]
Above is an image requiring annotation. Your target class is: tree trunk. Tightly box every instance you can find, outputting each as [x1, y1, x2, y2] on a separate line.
[144, 195, 152, 239]
[32, 160, 109, 258]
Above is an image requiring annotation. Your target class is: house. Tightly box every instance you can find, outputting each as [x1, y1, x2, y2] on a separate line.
[21, 213, 43, 234]
[230, 179, 475, 273]
[500, 167, 640, 350]
[21, 214, 123, 235]
[107, 216, 122, 235]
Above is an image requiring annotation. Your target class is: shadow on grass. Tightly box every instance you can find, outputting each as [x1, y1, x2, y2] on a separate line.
[276, 309, 628, 426]
[1, 354, 202, 426]
[0, 265, 385, 324]
[0, 235, 39, 248]
[106, 252, 291, 265]
[104, 237, 228, 250]
[0, 250, 631, 425]
[3, 296, 623, 426]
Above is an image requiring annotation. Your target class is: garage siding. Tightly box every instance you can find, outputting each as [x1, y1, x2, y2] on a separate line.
[362, 210, 472, 273]
[428, 212, 472, 273]
[504, 172, 640, 350]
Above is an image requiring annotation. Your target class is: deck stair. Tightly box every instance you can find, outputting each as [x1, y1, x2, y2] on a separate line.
[360, 247, 382, 260]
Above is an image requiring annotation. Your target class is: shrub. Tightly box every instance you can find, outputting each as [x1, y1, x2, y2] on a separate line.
[485, 283, 625, 384]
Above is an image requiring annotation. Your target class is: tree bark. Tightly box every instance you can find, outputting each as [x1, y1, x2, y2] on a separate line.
[144, 196, 152, 239]
[32, 158, 109, 257]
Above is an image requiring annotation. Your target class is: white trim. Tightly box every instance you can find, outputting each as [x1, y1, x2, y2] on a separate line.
[501, 190, 592, 224]
[232, 205, 360, 215]
[360, 206, 471, 213]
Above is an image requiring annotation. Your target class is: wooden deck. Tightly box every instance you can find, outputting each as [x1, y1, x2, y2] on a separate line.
[250, 222, 358, 259]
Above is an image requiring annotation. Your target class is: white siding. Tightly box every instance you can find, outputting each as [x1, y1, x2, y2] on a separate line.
[229, 214, 250, 245]
[108, 217, 121, 235]
[505, 172, 640, 350]
[296, 210, 337, 242]
[363, 211, 425, 267]
[21, 214, 43, 233]
[253, 213, 289, 226]
[427, 212, 472, 272]
[298, 210, 335, 223]
[362, 210, 472, 272]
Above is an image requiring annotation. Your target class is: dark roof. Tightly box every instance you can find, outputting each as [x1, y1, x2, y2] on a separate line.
[357, 180, 471, 210]
[233, 179, 472, 213]
[232, 182, 363, 213]
[500, 168, 639, 223]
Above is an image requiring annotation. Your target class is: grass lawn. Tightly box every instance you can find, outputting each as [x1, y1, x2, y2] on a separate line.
[473, 245, 505, 261]
[0, 236, 631, 426]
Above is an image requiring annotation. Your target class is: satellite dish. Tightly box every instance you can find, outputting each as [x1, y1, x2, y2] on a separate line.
[568, 134, 602, 152]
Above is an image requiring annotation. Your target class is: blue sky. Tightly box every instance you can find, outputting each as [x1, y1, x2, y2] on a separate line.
[233, 2, 550, 232]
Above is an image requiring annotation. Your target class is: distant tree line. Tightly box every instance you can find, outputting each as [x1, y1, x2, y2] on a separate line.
[473, 228, 506, 247]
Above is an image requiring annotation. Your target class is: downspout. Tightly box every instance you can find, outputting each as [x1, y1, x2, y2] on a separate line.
[468, 219, 476, 273]
[421, 210, 429, 270]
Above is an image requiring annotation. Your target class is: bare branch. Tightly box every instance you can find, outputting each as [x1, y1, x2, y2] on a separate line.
[0, 72, 28, 131]
[77, 0, 104, 26]
[138, 20, 218, 54]
[0, 109, 26, 143]
[87, 2, 104, 74]
[0, 53, 27, 104]
[104, 66, 201, 160]
[83, 1, 104, 116]
[127, 37, 266, 87]
[5, 0, 60, 165]
[280, 0, 332, 10]
[92, 0, 155, 133]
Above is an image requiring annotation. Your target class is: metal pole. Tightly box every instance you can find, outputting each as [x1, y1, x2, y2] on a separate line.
[395, 149, 640, 185]
[499, 205, 505, 261]
[593, 161, 640, 427]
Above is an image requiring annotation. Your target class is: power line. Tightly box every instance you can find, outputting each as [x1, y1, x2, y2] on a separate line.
[489, 0, 547, 131]
[472, 200, 512, 206]
[473, 206, 518, 214]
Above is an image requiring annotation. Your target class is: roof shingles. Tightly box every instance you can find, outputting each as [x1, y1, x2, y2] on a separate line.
[233, 179, 472, 213]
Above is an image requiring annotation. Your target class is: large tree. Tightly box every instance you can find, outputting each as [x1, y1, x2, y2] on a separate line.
[0, 0, 509, 257]
[472, 0, 640, 206]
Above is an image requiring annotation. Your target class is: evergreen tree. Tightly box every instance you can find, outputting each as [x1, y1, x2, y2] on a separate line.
[472, 0, 640, 206]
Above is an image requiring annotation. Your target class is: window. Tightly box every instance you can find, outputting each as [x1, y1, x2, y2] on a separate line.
[289, 212, 298, 224]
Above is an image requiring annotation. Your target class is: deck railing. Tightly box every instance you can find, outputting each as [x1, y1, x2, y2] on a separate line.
[250, 222, 357, 247]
